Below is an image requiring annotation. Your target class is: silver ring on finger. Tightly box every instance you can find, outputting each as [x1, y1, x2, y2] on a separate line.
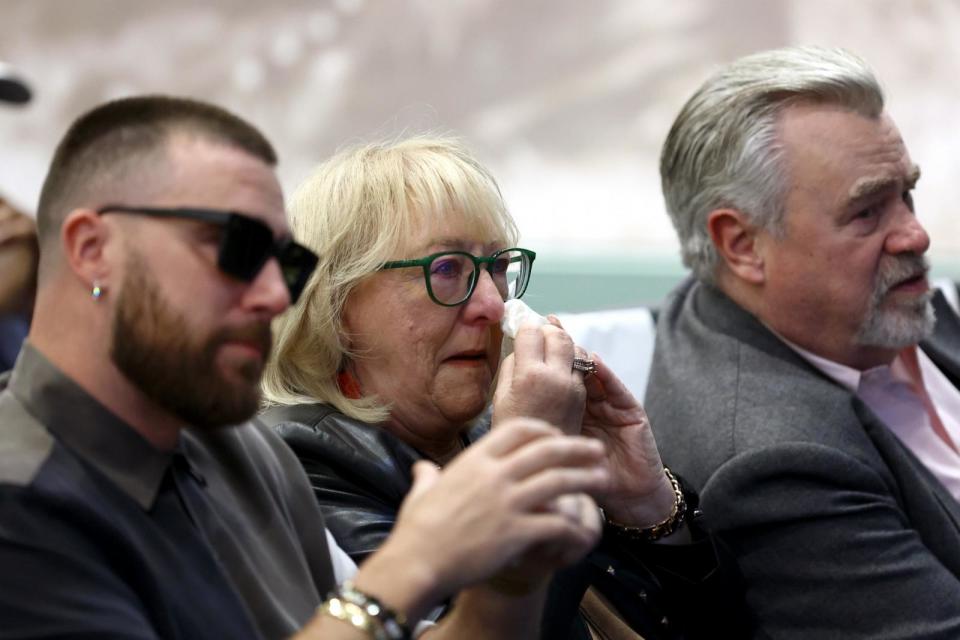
[571, 357, 597, 376]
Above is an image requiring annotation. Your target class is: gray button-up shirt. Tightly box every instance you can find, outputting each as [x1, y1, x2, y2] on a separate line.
[0, 343, 335, 639]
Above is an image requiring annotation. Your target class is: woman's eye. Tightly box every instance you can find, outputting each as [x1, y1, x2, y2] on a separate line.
[491, 257, 510, 274]
[430, 257, 463, 278]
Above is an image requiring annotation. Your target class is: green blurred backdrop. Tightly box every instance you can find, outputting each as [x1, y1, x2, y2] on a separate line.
[525, 254, 960, 314]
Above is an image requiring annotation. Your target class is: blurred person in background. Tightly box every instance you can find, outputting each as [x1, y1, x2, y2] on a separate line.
[0, 63, 36, 372]
[0, 198, 37, 371]
[0, 95, 610, 640]
[260, 136, 748, 640]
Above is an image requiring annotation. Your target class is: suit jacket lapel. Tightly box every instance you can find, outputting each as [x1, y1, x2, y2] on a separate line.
[698, 282, 960, 572]
[857, 399, 960, 576]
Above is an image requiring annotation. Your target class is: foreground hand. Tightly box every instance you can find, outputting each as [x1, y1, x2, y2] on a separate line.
[492, 323, 587, 435]
[357, 418, 607, 620]
[581, 354, 676, 528]
[485, 492, 601, 595]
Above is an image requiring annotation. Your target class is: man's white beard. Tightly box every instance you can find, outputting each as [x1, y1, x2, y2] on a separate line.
[854, 253, 936, 349]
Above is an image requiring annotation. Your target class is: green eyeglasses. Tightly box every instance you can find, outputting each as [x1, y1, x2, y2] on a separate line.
[381, 247, 536, 307]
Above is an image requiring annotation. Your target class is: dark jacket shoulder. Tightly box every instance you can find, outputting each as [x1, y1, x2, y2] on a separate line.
[646, 277, 960, 639]
[645, 278, 956, 489]
[261, 402, 489, 560]
[264, 402, 419, 507]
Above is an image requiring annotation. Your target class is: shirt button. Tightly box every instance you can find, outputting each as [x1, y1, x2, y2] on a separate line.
[606, 565, 616, 576]
[660, 616, 670, 627]
[638, 590, 648, 602]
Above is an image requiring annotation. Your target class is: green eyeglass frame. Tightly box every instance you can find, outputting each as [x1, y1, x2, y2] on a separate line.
[381, 247, 536, 307]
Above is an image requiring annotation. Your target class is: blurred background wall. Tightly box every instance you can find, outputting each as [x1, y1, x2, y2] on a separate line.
[2, 0, 958, 312]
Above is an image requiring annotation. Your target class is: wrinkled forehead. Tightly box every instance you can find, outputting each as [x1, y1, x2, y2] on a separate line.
[395, 178, 518, 255]
[400, 206, 512, 253]
[780, 106, 915, 199]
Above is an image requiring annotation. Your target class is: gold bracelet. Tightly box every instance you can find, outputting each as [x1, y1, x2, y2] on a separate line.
[601, 468, 687, 542]
[319, 596, 384, 640]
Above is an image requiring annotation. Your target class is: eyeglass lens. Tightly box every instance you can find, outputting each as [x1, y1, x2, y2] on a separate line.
[219, 215, 317, 303]
[428, 250, 529, 305]
[219, 215, 275, 280]
[97, 205, 318, 304]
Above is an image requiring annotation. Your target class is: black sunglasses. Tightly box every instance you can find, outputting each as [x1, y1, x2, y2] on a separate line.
[97, 205, 318, 303]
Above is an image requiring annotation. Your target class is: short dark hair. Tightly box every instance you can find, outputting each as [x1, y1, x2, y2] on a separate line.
[36, 94, 277, 248]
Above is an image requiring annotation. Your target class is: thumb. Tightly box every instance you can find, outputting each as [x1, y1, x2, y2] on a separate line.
[407, 460, 441, 501]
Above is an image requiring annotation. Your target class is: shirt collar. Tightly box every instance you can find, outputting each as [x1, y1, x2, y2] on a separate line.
[8, 342, 173, 510]
[770, 329, 914, 396]
[779, 335, 864, 393]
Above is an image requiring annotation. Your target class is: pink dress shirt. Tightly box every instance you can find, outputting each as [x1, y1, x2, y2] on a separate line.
[782, 340, 960, 502]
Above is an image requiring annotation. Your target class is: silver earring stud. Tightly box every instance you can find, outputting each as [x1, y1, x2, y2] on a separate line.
[92, 282, 103, 300]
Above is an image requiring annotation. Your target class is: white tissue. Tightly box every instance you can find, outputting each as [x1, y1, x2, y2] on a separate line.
[501, 299, 548, 339]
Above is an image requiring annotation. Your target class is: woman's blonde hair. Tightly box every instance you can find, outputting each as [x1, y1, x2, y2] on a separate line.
[261, 135, 519, 423]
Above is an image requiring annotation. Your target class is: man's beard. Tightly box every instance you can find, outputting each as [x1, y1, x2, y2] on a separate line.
[854, 253, 936, 349]
[110, 253, 272, 429]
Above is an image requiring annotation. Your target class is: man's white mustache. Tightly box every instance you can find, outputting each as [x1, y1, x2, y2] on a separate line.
[874, 254, 929, 298]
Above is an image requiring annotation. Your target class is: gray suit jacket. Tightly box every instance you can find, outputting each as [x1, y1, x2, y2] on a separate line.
[646, 277, 960, 639]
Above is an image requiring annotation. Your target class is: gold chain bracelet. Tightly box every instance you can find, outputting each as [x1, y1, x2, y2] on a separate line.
[600, 468, 687, 542]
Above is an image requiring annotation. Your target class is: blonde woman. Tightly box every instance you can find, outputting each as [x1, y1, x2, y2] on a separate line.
[261, 136, 746, 639]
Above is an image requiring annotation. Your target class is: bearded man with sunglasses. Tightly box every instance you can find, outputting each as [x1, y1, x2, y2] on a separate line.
[0, 96, 619, 639]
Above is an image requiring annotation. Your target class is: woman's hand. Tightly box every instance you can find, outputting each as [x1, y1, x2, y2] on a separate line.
[580, 354, 676, 528]
[495, 314, 674, 529]
[492, 323, 587, 435]
[353, 418, 607, 621]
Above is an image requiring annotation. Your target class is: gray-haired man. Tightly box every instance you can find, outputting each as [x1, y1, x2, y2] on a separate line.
[646, 46, 960, 638]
